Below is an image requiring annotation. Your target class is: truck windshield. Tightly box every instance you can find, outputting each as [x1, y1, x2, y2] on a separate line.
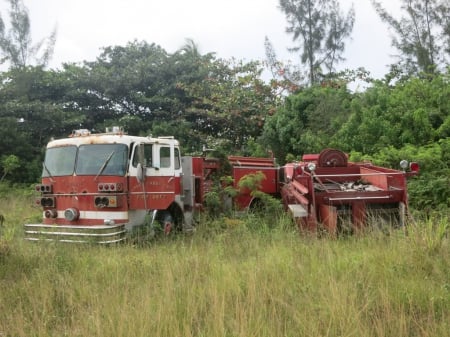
[43, 146, 77, 177]
[75, 144, 128, 176]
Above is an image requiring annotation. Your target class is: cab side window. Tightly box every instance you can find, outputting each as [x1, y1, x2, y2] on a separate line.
[132, 144, 153, 167]
[160, 147, 171, 168]
[174, 147, 181, 170]
[144, 144, 153, 167]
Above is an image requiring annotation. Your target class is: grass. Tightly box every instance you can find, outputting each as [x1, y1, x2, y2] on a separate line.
[0, 188, 449, 336]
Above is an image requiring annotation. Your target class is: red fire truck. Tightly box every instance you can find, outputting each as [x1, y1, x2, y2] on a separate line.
[24, 128, 418, 243]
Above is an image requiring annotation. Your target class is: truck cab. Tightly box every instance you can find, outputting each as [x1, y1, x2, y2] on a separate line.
[25, 128, 186, 243]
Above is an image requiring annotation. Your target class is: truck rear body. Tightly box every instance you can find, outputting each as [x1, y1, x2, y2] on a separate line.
[279, 149, 417, 234]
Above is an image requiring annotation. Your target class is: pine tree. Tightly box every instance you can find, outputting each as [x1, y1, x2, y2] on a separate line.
[278, 0, 355, 85]
[371, 0, 450, 75]
[0, 0, 56, 68]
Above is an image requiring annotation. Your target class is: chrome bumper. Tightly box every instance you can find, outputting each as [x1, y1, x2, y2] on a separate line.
[24, 223, 127, 244]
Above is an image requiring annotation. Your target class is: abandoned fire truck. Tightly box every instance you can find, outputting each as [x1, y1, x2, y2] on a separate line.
[24, 128, 419, 243]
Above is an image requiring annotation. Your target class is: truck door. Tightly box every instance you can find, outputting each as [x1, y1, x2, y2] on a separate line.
[151, 144, 178, 177]
[128, 142, 177, 211]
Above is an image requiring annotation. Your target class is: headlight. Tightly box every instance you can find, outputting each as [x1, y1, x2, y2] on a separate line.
[64, 208, 79, 221]
[44, 209, 57, 218]
[40, 197, 55, 207]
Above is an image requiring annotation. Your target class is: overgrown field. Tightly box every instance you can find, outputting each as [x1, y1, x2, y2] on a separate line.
[0, 190, 449, 337]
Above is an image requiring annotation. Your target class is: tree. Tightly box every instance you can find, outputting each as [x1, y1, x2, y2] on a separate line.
[180, 58, 280, 153]
[333, 70, 450, 154]
[278, 0, 355, 85]
[0, 154, 19, 181]
[0, 0, 56, 68]
[0, 66, 87, 182]
[371, 0, 450, 76]
[264, 36, 304, 94]
[54, 40, 279, 155]
[261, 85, 352, 162]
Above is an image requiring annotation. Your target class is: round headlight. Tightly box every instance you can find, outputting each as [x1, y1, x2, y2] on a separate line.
[64, 208, 79, 221]
[44, 209, 57, 219]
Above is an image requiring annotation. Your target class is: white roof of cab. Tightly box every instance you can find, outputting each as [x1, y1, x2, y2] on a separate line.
[47, 133, 179, 148]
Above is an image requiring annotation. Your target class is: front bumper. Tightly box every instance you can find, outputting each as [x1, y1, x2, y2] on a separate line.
[23, 223, 126, 244]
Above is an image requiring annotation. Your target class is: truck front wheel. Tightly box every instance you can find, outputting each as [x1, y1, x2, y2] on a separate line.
[154, 208, 182, 235]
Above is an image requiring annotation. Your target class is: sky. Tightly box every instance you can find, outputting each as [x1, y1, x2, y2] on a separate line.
[0, 0, 402, 81]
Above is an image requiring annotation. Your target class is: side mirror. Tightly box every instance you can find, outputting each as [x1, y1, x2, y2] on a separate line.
[136, 163, 145, 183]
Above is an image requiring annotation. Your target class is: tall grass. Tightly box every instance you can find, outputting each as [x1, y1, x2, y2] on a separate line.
[0, 188, 449, 336]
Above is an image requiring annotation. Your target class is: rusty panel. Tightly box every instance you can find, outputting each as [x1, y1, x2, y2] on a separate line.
[128, 191, 175, 210]
[302, 154, 319, 162]
[359, 167, 388, 190]
[41, 176, 129, 226]
[233, 166, 279, 195]
[313, 166, 361, 183]
[352, 201, 366, 230]
[191, 157, 204, 177]
[128, 176, 176, 210]
[228, 156, 275, 167]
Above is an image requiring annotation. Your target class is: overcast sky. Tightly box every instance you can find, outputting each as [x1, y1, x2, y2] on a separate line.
[1, 0, 402, 80]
